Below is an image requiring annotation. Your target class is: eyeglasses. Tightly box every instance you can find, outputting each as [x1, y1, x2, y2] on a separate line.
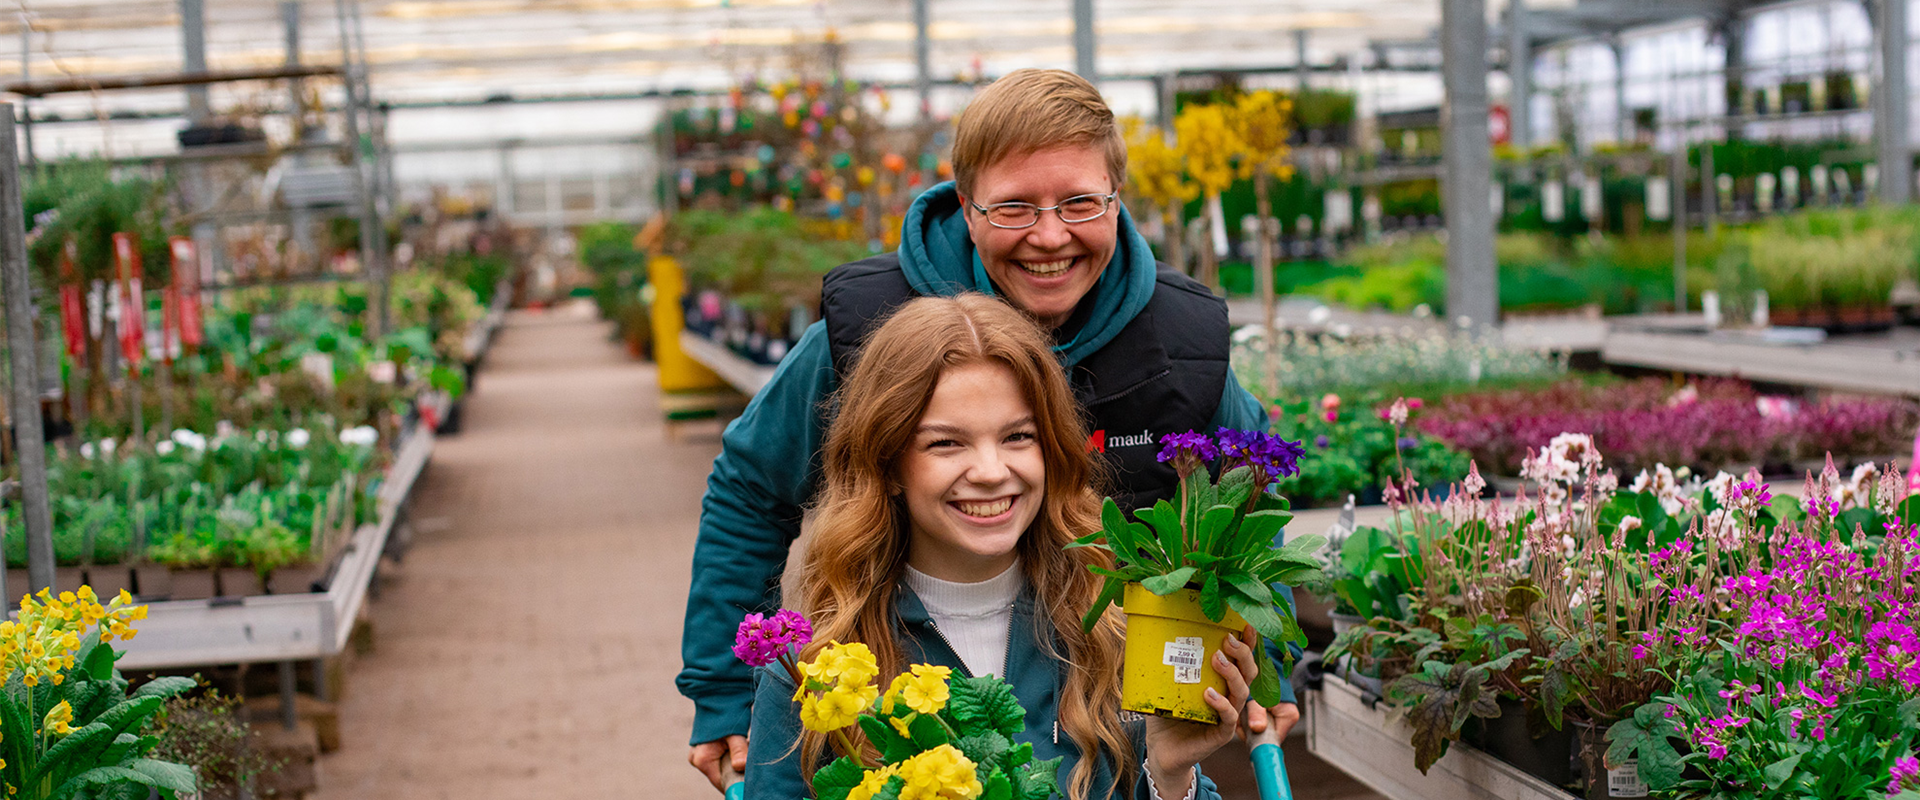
[968, 191, 1119, 230]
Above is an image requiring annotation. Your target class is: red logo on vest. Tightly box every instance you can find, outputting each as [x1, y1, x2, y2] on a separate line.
[1087, 430, 1105, 453]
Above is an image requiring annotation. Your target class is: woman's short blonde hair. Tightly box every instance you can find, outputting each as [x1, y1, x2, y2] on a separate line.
[951, 68, 1127, 198]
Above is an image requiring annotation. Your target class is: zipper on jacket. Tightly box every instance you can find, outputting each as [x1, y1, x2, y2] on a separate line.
[921, 602, 1017, 680]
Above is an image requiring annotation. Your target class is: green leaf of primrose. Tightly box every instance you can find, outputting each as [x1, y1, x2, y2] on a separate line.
[1248, 646, 1286, 708]
[1199, 573, 1226, 622]
[1224, 593, 1290, 642]
[812, 757, 868, 800]
[1196, 504, 1235, 553]
[1080, 577, 1125, 634]
[955, 730, 1012, 771]
[1138, 500, 1187, 563]
[858, 715, 917, 764]
[1221, 570, 1275, 606]
[981, 770, 1013, 800]
[1141, 566, 1199, 596]
[908, 712, 950, 750]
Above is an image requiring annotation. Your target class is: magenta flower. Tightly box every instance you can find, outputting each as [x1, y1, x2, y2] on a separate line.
[1890, 755, 1920, 795]
[731, 609, 812, 667]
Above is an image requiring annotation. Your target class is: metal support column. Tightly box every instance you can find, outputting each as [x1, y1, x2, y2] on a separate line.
[1879, 0, 1911, 203]
[283, 2, 305, 140]
[16, 19, 33, 171]
[1441, 0, 1498, 330]
[1506, 0, 1531, 150]
[0, 105, 54, 597]
[913, 0, 931, 123]
[334, 0, 388, 338]
[1295, 29, 1310, 93]
[1611, 36, 1630, 144]
[1072, 0, 1095, 81]
[1672, 136, 1688, 312]
[180, 0, 210, 120]
[278, 661, 298, 730]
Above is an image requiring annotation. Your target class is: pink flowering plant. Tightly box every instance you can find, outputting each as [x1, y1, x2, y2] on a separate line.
[1068, 427, 1324, 710]
[1326, 408, 1920, 786]
[1606, 484, 1920, 798]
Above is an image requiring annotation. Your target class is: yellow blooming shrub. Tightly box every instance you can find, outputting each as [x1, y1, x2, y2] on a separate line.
[1231, 90, 1296, 182]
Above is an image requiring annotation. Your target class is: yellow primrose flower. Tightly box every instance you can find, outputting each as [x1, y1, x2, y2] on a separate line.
[885, 664, 952, 716]
[848, 765, 900, 800]
[798, 641, 880, 690]
[43, 701, 74, 736]
[800, 683, 876, 733]
[895, 744, 981, 800]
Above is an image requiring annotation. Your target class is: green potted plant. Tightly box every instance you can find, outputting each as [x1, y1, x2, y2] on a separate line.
[1069, 428, 1324, 723]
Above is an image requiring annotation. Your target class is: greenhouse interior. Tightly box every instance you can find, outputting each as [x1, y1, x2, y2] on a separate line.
[0, 0, 1916, 798]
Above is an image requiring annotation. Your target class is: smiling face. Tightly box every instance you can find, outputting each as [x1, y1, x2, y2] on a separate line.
[960, 144, 1120, 329]
[899, 361, 1045, 583]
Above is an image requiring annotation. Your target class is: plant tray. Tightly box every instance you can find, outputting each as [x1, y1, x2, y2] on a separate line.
[1601, 328, 1920, 396]
[1306, 672, 1578, 800]
[110, 426, 435, 670]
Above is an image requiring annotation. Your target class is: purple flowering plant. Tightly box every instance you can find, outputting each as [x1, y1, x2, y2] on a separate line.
[1067, 427, 1323, 709]
[732, 608, 813, 684]
[1606, 482, 1920, 797]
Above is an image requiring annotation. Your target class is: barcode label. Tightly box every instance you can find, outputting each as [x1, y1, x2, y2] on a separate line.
[1164, 637, 1204, 683]
[1608, 761, 1649, 797]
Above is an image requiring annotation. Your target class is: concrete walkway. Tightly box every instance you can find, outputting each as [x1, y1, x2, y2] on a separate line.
[314, 303, 719, 799]
[311, 303, 1383, 800]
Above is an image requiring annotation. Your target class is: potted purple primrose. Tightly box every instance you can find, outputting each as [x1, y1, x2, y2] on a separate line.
[1069, 428, 1325, 723]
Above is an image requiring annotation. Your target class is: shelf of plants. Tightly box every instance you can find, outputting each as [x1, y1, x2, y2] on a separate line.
[1308, 671, 1576, 800]
[112, 424, 432, 670]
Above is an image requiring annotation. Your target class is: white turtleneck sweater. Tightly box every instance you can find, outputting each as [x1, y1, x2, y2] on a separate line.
[902, 561, 1023, 678]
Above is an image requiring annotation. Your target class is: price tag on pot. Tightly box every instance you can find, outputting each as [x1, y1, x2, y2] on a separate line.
[1608, 760, 1649, 798]
[1163, 637, 1204, 684]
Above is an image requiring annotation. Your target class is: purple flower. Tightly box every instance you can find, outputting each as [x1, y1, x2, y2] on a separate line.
[732, 609, 812, 667]
[1314, 435, 1330, 449]
[1890, 755, 1920, 795]
[1157, 431, 1218, 477]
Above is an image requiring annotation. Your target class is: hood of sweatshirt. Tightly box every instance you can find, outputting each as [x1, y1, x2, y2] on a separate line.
[895, 181, 1157, 367]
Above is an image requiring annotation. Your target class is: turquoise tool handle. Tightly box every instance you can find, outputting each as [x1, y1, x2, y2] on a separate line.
[1251, 741, 1293, 800]
[725, 782, 745, 800]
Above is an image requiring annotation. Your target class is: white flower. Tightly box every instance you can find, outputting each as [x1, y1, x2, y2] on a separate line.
[1631, 464, 1685, 516]
[171, 429, 208, 452]
[79, 442, 95, 459]
[1618, 515, 1642, 533]
[1666, 385, 1699, 407]
[285, 428, 311, 449]
[1706, 471, 1738, 507]
[98, 438, 116, 456]
[339, 426, 378, 447]
[1388, 398, 1410, 427]
[155, 441, 175, 456]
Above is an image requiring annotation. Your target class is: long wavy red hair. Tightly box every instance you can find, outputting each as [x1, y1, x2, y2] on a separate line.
[792, 293, 1132, 799]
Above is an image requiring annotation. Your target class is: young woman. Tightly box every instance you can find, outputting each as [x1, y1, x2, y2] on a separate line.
[744, 294, 1258, 800]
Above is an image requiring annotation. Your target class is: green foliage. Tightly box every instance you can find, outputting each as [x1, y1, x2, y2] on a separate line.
[23, 160, 175, 290]
[1, 630, 198, 799]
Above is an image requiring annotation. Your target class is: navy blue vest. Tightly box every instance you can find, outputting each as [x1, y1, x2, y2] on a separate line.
[820, 254, 1232, 511]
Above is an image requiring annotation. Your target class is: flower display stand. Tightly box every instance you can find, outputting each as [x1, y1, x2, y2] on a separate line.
[112, 424, 435, 671]
[679, 330, 775, 397]
[1307, 672, 1578, 800]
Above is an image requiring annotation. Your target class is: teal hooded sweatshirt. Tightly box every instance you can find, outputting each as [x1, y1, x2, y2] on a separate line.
[678, 183, 1275, 745]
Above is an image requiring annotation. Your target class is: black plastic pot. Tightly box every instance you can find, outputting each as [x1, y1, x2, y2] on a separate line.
[1462, 698, 1574, 789]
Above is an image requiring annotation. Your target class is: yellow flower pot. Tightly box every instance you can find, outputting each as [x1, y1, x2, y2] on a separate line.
[1120, 582, 1248, 724]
